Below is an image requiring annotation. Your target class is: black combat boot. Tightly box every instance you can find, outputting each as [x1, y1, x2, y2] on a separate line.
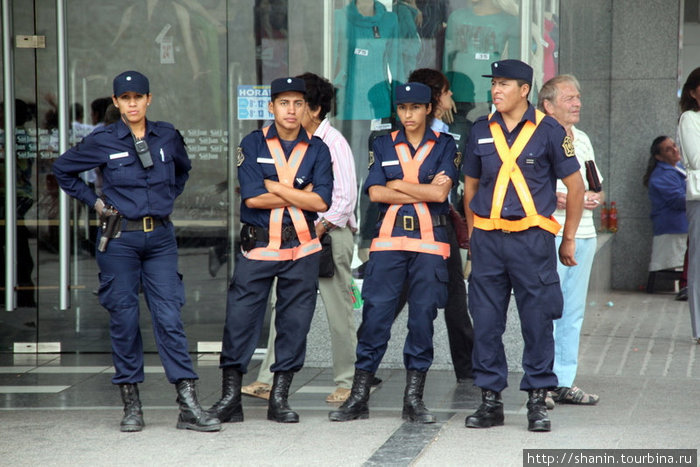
[402, 370, 436, 423]
[207, 367, 244, 423]
[119, 383, 144, 432]
[465, 389, 504, 428]
[527, 388, 551, 432]
[175, 379, 221, 432]
[328, 369, 373, 422]
[267, 371, 299, 423]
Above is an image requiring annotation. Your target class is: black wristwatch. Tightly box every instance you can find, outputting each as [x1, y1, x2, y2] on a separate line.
[320, 218, 334, 232]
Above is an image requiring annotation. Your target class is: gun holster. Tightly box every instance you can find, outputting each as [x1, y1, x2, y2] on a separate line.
[98, 207, 123, 252]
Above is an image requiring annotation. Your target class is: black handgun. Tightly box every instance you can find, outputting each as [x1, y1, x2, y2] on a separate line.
[98, 206, 122, 252]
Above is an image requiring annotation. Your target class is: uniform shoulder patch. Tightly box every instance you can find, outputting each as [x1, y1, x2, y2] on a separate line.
[368, 150, 375, 169]
[236, 146, 245, 167]
[562, 136, 575, 158]
[454, 151, 463, 168]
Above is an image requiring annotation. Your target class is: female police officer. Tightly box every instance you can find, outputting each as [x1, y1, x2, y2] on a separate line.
[329, 82, 458, 424]
[53, 71, 220, 433]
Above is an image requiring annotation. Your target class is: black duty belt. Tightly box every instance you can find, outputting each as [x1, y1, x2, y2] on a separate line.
[121, 216, 171, 232]
[379, 213, 448, 231]
[244, 221, 314, 243]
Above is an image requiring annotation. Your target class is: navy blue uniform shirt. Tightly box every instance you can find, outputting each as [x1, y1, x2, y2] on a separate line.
[462, 105, 580, 219]
[53, 118, 191, 219]
[364, 128, 459, 219]
[237, 123, 333, 227]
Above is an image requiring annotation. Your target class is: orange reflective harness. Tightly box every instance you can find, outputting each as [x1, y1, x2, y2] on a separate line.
[370, 131, 450, 259]
[472, 110, 561, 235]
[243, 126, 322, 261]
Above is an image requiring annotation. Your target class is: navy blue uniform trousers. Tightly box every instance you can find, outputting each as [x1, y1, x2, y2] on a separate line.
[97, 222, 198, 384]
[468, 227, 562, 392]
[356, 249, 449, 374]
[219, 249, 320, 374]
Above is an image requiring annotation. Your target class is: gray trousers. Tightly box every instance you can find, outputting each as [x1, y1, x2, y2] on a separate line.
[687, 200, 700, 338]
[257, 227, 357, 388]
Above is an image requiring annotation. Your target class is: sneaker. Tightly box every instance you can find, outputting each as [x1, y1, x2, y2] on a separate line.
[325, 387, 351, 403]
[241, 381, 271, 400]
[676, 287, 689, 301]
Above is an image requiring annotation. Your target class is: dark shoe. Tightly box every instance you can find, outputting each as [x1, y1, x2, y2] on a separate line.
[207, 367, 244, 422]
[676, 287, 689, 301]
[329, 369, 373, 422]
[208, 246, 223, 278]
[371, 376, 383, 387]
[402, 370, 436, 424]
[175, 379, 221, 432]
[119, 383, 144, 432]
[465, 389, 504, 428]
[527, 388, 551, 432]
[267, 371, 299, 423]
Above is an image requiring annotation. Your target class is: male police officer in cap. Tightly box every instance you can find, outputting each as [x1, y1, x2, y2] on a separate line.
[208, 77, 333, 424]
[462, 59, 584, 432]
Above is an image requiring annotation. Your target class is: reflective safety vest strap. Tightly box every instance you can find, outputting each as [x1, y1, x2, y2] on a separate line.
[479, 110, 560, 235]
[245, 126, 321, 261]
[370, 132, 450, 258]
[472, 213, 561, 235]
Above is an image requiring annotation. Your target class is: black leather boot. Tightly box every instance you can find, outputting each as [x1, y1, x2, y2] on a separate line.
[175, 379, 221, 432]
[465, 389, 504, 428]
[267, 371, 299, 423]
[328, 369, 373, 422]
[402, 370, 436, 424]
[527, 388, 551, 432]
[119, 383, 144, 432]
[207, 367, 244, 423]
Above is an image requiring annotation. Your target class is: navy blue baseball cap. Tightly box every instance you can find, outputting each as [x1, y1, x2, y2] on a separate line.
[395, 82, 432, 104]
[271, 77, 306, 97]
[482, 59, 533, 85]
[113, 70, 150, 96]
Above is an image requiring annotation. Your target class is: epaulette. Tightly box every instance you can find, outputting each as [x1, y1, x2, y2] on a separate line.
[92, 125, 109, 135]
[154, 121, 175, 130]
[474, 115, 489, 124]
[539, 115, 560, 128]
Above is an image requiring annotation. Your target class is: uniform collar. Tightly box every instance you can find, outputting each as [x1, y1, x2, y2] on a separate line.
[488, 103, 536, 128]
[393, 127, 438, 148]
[265, 123, 312, 143]
[115, 118, 158, 139]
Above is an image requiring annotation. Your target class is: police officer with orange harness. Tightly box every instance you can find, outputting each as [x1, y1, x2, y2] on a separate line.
[462, 60, 584, 432]
[208, 77, 333, 424]
[329, 82, 457, 424]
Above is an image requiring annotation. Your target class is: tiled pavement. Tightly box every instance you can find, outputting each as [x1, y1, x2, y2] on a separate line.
[2, 290, 700, 466]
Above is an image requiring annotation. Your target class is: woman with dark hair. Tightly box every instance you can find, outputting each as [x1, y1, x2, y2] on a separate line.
[643, 135, 687, 298]
[678, 67, 700, 341]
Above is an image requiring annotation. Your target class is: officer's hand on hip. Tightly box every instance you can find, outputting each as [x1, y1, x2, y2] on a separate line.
[558, 237, 578, 267]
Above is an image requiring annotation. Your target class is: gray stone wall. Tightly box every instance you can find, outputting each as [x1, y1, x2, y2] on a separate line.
[559, 0, 681, 290]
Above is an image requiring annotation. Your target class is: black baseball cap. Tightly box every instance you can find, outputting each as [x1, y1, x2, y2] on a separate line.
[271, 77, 306, 97]
[113, 70, 150, 96]
[482, 59, 533, 85]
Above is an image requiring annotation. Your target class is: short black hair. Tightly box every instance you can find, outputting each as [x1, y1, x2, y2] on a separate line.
[295, 72, 335, 120]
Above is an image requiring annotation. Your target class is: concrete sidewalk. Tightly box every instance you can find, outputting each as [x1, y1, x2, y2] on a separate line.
[1, 290, 699, 466]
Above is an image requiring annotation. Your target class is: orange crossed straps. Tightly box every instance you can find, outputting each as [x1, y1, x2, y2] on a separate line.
[472, 110, 561, 235]
[370, 131, 450, 258]
[243, 126, 322, 261]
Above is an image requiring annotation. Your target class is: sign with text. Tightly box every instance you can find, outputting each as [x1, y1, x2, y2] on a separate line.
[237, 85, 273, 120]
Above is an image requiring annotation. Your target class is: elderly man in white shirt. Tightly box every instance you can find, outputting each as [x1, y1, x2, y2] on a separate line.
[538, 74, 602, 407]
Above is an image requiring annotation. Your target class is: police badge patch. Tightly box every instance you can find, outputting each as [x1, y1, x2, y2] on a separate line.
[368, 150, 375, 169]
[454, 151, 463, 168]
[562, 136, 575, 158]
[236, 147, 245, 166]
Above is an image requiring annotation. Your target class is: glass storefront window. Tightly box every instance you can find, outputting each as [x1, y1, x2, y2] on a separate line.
[0, 0, 559, 353]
